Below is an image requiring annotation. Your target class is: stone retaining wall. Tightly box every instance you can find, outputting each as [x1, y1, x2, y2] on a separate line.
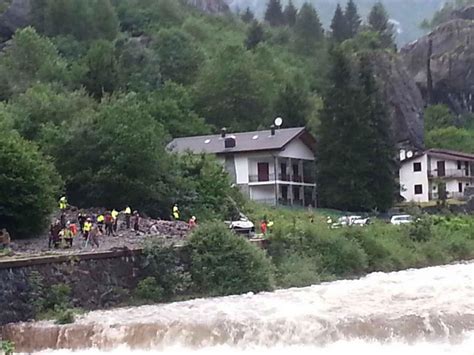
[0, 249, 143, 326]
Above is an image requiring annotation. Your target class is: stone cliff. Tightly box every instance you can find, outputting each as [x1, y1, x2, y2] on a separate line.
[371, 51, 425, 149]
[401, 5, 474, 114]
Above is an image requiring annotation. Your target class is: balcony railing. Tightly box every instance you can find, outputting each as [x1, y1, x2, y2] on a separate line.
[428, 169, 471, 178]
[249, 174, 316, 184]
[249, 174, 276, 183]
[429, 191, 465, 200]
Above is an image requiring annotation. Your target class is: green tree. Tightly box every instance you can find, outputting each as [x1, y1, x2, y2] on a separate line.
[330, 3, 348, 43]
[241, 7, 254, 23]
[117, 37, 161, 92]
[0, 27, 68, 99]
[0, 132, 62, 238]
[194, 45, 271, 131]
[294, 3, 324, 55]
[189, 222, 274, 296]
[358, 55, 396, 211]
[426, 127, 474, 153]
[92, 0, 120, 41]
[274, 80, 310, 127]
[153, 28, 203, 85]
[8, 84, 94, 143]
[245, 20, 265, 50]
[145, 82, 211, 138]
[283, 0, 298, 27]
[317, 48, 371, 211]
[368, 2, 396, 49]
[345, 0, 361, 38]
[264, 0, 284, 27]
[174, 154, 240, 220]
[82, 40, 118, 98]
[424, 104, 457, 131]
[53, 94, 172, 216]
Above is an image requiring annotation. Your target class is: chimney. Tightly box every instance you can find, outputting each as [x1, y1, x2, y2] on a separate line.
[221, 127, 227, 138]
[270, 125, 276, 136]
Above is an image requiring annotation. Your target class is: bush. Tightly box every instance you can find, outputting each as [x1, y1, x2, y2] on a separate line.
[276, 254, 321, 288]
[0, 340, 15, 355]
[0, 132, 62, 238]
[189, 222, 275, 296]
[42, 283, 72, 311]
[135, 277, 164, 303]
[142, 241, 192, 299]
[54, 306, 75, 325]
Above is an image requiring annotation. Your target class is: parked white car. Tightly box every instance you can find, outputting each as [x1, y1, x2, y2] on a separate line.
[390, 215, 413, 225]
[332, 215, 370, 228]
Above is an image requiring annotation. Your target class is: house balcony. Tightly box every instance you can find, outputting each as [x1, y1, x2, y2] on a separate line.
[429, 191, 465, 200]
[249, 174, 315, 185]
[428, 169, 472, 179]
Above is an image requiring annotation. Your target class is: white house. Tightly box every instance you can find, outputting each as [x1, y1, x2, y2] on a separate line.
[167, 127, 317, 207]
[399, 148, 474, 203]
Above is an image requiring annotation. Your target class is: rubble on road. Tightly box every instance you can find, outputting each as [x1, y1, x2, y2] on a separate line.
[8, 207, 192, 258]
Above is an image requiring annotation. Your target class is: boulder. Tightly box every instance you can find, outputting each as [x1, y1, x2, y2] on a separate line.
[400, 7, 474, 114]
[0, 0, 31, 40]
[185, 0, 229, 14]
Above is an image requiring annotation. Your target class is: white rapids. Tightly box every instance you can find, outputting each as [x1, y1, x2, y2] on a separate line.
[6, 262, 474, 354]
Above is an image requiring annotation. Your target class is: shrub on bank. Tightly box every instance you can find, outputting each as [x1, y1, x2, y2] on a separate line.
[188, 222, 275, 296]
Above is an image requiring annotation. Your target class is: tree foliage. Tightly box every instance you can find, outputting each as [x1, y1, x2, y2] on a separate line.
[0, 132, 62, 238]
[330, 4, 348, 43]
[294, 3, 324, 55]
[345, 0, 361, 38]
[368, 2, 396, 49]
[241, 7, 255, 23]
[189, 222, 274, 296]
[245, 20, 265, 50]
[283, 0, 298, 27]
[264, 0, 284, 27]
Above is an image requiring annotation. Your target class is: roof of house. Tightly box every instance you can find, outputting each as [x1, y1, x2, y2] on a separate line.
[401, 148, 474, 163]
[426, 148, 474, 162]
[167, 127, 316, 155]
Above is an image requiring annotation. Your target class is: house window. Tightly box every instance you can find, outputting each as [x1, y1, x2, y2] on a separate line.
[414, 184, 423, 195]
[457, 161, 462, 169]
[413, 162, 422, 172]
[459, 183, 463, 193]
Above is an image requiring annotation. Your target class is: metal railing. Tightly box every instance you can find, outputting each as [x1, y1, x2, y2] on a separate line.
[249, 174, 276, 183]
[428, 169, 471, 178]
[429, 191, 465, 200]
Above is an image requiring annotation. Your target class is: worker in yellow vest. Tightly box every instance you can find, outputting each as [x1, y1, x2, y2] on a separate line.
[82, 219, 92, 244]
[111, 209, 119, 232]
[97, 214, 105, 233]
[59, 196, 68, 210]
[172, 204, 180, 220]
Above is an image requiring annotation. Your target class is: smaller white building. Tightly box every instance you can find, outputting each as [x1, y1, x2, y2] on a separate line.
[399, 148, 474, 203]
[168, 127, 317, 207]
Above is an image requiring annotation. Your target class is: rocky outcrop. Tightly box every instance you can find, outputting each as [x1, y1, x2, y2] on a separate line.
[0, 0, 31, 40]
[401, 6, 474, 114]
[371, 52, 425, 149]
[185, 0, 229, 14]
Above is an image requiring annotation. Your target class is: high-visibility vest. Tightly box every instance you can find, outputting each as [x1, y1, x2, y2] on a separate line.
[125, 207, 131, 215]
[59, 196, 67, 209]
[111, 209, 119, 220]
[97, 215, 105, 223]
[83, 222, 92, 232]
[173, 206, 179, 219]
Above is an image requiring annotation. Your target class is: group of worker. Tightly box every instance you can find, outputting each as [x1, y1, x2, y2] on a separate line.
[260, 219, 274, 236]
[52, 197, 198, 249]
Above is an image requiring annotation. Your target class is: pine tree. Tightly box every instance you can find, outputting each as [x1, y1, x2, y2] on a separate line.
[345, 0, 361, 38]
[283, 0, 298, 27]
[264, 0, 284, 27]
[330, 4, 348, 43]
[317, 47, 372, 211]
[294, 3, 324, 55]
[241, 7, 254, 23]
[368, 2, 396, 49]
[245, 20, 265, 50]
[357, 55, 396, 211]
[274, 80, 310, 127]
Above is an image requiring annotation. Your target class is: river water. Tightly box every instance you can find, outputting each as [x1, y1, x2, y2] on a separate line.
[5, 262, 474, 354]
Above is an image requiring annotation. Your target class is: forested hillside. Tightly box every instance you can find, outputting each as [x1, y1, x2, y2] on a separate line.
[0, 0, 471, 238]
[226, 0, 445, 44]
